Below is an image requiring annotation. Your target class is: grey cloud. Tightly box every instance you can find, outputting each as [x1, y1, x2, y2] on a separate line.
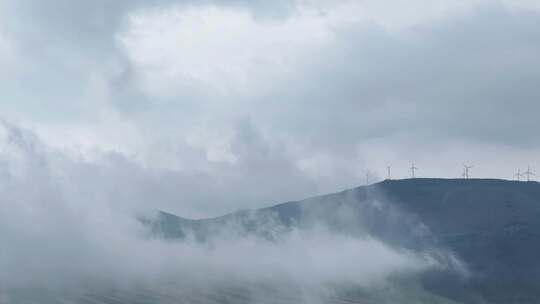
[1, 0, 540, 220]
[103, 2, 540, 182]
[313, 5, 540, 176]
[0, 0, 296, 51]
[0, 121, 434, 302]
[259, 5, 540, 150]
[6, 0, 538, 144]
[0, 0, 298, 124]
[0, 118, 320, 218]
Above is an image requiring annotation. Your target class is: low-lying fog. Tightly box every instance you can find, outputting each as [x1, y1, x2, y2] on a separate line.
[0, 121, 450, 303]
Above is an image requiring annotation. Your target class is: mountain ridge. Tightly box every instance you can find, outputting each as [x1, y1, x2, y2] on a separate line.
[145, 178, 540, 303]
[158, 178, 540, 220]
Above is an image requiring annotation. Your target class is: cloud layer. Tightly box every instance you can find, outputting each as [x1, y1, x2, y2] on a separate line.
[1, 0, 540, 215]
[0, 122, 440, 303]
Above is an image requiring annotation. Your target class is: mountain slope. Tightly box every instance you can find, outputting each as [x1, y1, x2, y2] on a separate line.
[147, 178, 540, 303]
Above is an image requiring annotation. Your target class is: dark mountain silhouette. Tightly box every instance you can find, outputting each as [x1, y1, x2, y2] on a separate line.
[146, 178, 540, 304]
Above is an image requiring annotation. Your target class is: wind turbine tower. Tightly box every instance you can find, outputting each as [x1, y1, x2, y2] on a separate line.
[387, 166, 391, 180]
[366, 170, 373, 185]
[463, 164, 473, 179]
[410, 162, 419, 178]
[523, 165, 535, 182]
[515, 168, 524, 181]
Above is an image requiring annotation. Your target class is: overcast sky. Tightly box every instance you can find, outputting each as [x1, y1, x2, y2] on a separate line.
[1, 0, 540, 217]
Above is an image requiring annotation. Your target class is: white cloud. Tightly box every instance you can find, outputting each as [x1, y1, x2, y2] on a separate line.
[0, 121, 436, 301]
[118, 1, 491, 98]
[1, 0, 540, 221]
[119, 4, 335, 97]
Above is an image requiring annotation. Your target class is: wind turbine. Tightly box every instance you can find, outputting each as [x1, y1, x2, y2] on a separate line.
[366, 170, 374, 185]
[410, 162, 419, 178]
[515, 168, 524, 181]
[462, 164, 473, 179]
[523, 165, 535, 182]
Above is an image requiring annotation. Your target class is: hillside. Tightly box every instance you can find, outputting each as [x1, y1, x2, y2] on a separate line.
[147, 178, 540, 303]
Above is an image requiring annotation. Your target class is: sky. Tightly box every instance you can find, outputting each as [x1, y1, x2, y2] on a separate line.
[1, 0, 540, 217]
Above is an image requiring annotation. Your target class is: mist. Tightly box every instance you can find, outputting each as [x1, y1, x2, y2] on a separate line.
[0, 120, 449, 303]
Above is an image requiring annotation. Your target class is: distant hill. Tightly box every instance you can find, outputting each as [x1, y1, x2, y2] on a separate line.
[146, 178, 540, 304]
